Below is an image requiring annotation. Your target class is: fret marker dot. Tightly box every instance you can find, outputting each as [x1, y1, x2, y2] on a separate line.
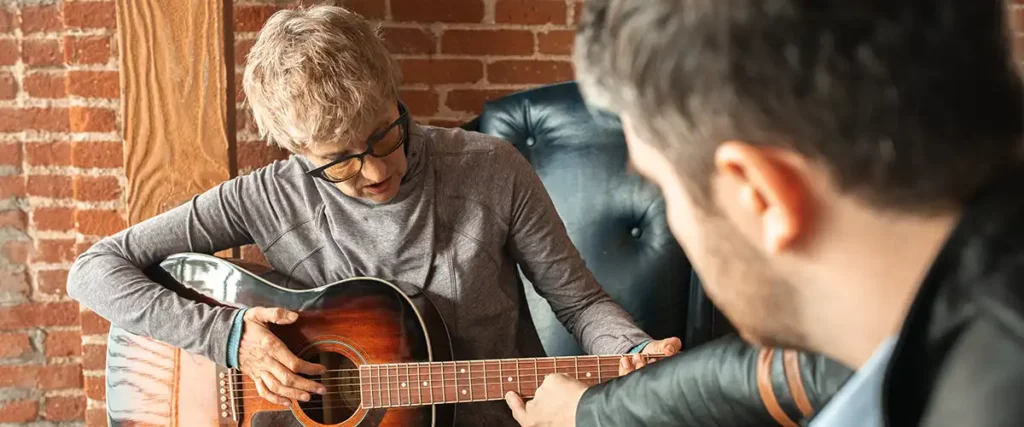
[586, 372, 592, 378]
[220, 396, 226, 402]
[401, 382, 406, 387]
[423, 381, 428, 386]
[507, 377, 513, 382]
[221, 412, 228, 418]
[462, 389, 467, 395]
[460, 368, 465, 373]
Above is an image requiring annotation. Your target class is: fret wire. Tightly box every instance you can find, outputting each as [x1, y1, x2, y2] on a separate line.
[440, 362, 446, 403]
[454, 362, 460, 402]
[536, 356, 544, 393]
[364, 364, 372, 407]
[448, 362, 456, 403]
[405, 364, 411, 406]
[376, 365, 382, 409]
[482, 360, 489, 400]
[389, 362, 397, 405]
[417, 363, 423, 405]
[574, 356, 579, 380]
[395, 364, 401, 406]
[596, 355, 602, 383]
[516, 359, 522, 395]
[467, 360, 473, 401]
[428, 362, 435, 405]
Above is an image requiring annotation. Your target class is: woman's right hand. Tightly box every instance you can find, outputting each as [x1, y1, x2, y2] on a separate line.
[237, 307, 327, 406]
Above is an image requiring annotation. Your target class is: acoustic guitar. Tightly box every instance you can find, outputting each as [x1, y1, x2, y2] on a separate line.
[104, 253, 661, 427]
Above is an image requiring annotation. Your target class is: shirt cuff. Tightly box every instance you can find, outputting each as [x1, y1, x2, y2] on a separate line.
[226, 308, 247, 368]
[628, 340, 650, 354]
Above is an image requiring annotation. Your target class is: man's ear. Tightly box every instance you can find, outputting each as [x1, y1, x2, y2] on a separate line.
[714, 141, 809, 253]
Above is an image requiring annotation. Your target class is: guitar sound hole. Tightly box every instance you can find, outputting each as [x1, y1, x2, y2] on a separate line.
[297, 352, 361, 424]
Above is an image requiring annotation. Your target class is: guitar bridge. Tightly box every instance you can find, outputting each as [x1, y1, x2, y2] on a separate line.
[217, 366, 240, 425]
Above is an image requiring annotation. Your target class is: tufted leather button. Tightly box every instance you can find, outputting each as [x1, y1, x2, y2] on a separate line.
[526, 137, 536, 147]
[630, 227, 643, 239]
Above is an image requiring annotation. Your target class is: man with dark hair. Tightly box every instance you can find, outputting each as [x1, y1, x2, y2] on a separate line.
[505, 0, 1024, 426]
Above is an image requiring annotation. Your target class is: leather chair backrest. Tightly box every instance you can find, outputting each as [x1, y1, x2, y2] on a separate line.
[471, 82, 698, 356]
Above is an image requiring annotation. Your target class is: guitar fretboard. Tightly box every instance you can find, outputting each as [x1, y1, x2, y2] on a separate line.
[356, 355, 659, 409]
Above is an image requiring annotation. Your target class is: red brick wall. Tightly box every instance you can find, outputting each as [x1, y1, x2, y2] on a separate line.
[0, 0, 580, 425]
[1, 0, 120, 424]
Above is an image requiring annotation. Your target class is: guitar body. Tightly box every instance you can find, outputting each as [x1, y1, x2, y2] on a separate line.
[105, 253, 455, 427]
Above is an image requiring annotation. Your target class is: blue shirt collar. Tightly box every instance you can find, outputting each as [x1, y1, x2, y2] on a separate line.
[809, 337, 897, 427]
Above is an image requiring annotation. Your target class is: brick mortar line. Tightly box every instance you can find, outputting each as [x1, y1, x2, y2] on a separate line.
[26, 198, 123, 210]
[43, 389, 85, 398]
[27, 294, 75, 303]
[80, 335, 107, 345]
[86, 398, 104, 410]
[0, 130, 119, 140]
[23, 166, 124, 176]
[23, 230, 77, 240]
[391, 53, 572, 61]
[28, 263, 75, 271]
[67, 97, 119, 107]
[65, 28, 117, 37]
[64, 64, 120, 71]
[69, 132, 121, 142]
[0, 98, 120, 108]
[44, 356, 83, 365]
[397, 83, 539, 90]
[0, 132, 120, 142]
[24, 197, 123, 209]
[234, 23, 575, 42]
[483, 0, 496, 24]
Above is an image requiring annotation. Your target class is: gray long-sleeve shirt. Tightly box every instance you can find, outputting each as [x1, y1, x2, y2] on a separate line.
[67, 123, 651, 426]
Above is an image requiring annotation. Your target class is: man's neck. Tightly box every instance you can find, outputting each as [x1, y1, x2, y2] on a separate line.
[801, 203, 962, 369]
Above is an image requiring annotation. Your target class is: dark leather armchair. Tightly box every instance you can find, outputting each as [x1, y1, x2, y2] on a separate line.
[462, 82, 853, 426]
[463, 81, 732, 355]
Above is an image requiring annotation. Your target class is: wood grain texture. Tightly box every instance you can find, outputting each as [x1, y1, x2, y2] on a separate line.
[117, 0, 233, 224]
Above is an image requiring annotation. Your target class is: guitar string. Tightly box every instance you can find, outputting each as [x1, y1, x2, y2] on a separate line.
[221, 377, 616, 404]
[223, 370, 622, 397]
[224, 361, 631, 389]
[224, 359, 647, 378]
[225, 362, 622, 393]
[225, 373, 623, 396]
[222, 356, 662, 378]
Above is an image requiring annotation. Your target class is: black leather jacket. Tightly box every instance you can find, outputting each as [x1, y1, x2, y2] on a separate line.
[578, 172, 1024, 426]
[577, 335, 852, 426]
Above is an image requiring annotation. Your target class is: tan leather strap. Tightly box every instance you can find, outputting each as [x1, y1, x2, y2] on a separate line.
[757, 348, 799, 427]
[783, 349, 815, 418]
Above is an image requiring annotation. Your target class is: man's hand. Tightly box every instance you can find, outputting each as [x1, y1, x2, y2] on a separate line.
[505, 374, 588, 427]
[619, 336, 681, 375]
[238, 307, 327, 406]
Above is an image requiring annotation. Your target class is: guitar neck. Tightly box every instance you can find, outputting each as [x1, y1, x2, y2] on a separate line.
[356, 354, 661, 409]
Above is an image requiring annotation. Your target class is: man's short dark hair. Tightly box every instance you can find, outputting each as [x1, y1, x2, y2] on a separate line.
[575, 0, 1024, 213]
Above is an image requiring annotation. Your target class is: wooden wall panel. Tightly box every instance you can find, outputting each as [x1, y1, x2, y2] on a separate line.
[117, 0, 235, 225]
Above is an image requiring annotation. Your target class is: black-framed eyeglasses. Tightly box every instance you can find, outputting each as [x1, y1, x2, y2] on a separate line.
[306, 102, 411, 183]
